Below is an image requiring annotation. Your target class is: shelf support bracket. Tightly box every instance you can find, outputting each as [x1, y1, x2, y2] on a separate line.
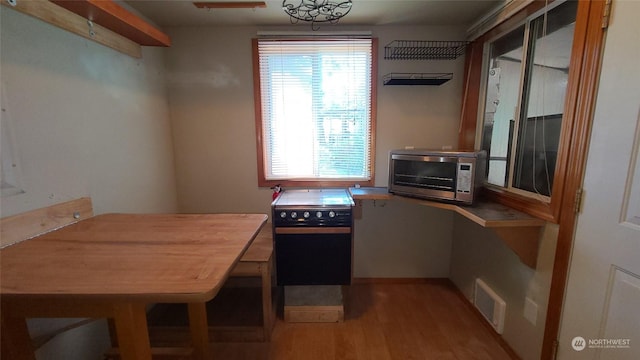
[492, 226, 542, 269]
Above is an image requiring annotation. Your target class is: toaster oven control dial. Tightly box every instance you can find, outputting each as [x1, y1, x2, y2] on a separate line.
[316, 211, 323, 218]
[290, 211, 297, 219]
[280, 211, 287, 218]
[329, 211, 336, 218]
[303, 211, 310, 218]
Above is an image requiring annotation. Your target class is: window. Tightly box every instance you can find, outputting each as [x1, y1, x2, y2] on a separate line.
[458, 0, 599, 222]
[253, 38, 376, 187]
[481, 0, 577, 200]
[470, 0, 581, 221]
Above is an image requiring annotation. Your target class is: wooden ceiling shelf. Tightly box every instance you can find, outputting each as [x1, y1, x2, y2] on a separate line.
[349, 187, 545, 269]
[383, 73, 453, 86]
[2, 0, 171, 57]
[51, 0, 171, 47]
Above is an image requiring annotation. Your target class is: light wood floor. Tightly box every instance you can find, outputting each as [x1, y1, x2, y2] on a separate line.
[209, 282, 517, 360]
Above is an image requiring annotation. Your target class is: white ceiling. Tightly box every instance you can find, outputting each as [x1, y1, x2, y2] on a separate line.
[125, 0, 503, 28]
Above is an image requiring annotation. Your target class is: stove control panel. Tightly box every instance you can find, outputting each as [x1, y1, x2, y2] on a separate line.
[273, 208, 352, 227]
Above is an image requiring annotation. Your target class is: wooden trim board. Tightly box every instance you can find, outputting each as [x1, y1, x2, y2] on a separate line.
[0, 197, 93, 248]
[542, 1, 608, 358]
[284, 306, 344, 323]
[1, 0, 142, 58]
[51, 0, 171, 47]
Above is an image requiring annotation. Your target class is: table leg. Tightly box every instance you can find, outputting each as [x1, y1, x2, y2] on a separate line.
[1, 314, 35, 360]
[107, 318, 119, 348]
[188, 302, 211, 360]
[112, 303, 152, 360]
[261, 259, 273, 341]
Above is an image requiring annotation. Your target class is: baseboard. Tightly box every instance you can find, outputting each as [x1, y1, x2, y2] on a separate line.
[352, 277, 449, 284]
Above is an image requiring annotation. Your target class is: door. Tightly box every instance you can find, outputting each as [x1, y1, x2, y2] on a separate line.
[275, 231, 352, 286]
[557, 1, 640, 359]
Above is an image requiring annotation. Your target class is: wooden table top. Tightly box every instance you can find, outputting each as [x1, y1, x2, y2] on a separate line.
[0, 213, 267, 303]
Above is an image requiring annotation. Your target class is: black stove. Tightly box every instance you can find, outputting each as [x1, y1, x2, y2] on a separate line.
[271, 189, 354, 286]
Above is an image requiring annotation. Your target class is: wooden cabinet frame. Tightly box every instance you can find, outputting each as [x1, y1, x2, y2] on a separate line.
[458, 1, 608, 358]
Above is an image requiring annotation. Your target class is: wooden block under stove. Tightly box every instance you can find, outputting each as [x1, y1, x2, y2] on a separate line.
[284, 285, 344, 323]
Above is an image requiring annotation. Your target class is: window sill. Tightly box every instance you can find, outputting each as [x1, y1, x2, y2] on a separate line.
[349, 187, 545, 268]
[482, 186, 558, 223]
[260, 180, 374, 188]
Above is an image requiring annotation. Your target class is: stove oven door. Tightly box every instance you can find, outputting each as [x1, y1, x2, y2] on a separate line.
[274, 227, 352, 286]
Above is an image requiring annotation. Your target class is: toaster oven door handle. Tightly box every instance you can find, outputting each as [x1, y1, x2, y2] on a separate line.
[391, 154, 459, 163]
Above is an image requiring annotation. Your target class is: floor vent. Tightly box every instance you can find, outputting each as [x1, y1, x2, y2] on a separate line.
[474, 279, 506, 334]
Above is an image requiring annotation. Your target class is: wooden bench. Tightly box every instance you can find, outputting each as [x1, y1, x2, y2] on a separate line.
[227, 225, 276, 341]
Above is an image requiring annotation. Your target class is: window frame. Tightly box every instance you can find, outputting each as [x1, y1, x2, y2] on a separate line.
[460, 0, 594, 223]
[252, 37, 378, 188]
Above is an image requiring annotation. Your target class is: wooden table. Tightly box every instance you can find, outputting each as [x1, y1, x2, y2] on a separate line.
[0, 213, 268, 360]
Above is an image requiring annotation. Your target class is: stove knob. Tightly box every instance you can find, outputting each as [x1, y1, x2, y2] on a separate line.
[303, 211, 310, 218]
[329, 211, 336, 218]
[280, 211, 287, 218]
[290, 211, 297, 219]
[316, 211, 323, 218]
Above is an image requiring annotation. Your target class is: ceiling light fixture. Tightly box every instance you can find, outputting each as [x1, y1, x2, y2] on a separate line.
[282, 0, 353, 30]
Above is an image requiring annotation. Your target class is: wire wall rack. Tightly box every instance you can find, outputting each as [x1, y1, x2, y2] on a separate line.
[384, 40, 469, 60]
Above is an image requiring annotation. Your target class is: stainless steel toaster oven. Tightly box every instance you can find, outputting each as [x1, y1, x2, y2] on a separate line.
[388, 149, 486, 205]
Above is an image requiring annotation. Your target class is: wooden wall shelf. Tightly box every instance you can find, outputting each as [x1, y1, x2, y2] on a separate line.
[51, 0, 171, 47]
[349, 187, 545, 268]
[3, 0, 170, 58]
[383, 73, 453, 86]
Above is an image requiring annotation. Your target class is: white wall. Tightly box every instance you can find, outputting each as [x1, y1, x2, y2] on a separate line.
[165, 25, 465, 214]
[1, 7, 178, 359]
[449, 217, 558, 360]
[354, 199, 453, 278]
[0, 8, 178, 218]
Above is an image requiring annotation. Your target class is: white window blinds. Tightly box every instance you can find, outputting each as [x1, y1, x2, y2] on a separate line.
[256, 38, 373, 181]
